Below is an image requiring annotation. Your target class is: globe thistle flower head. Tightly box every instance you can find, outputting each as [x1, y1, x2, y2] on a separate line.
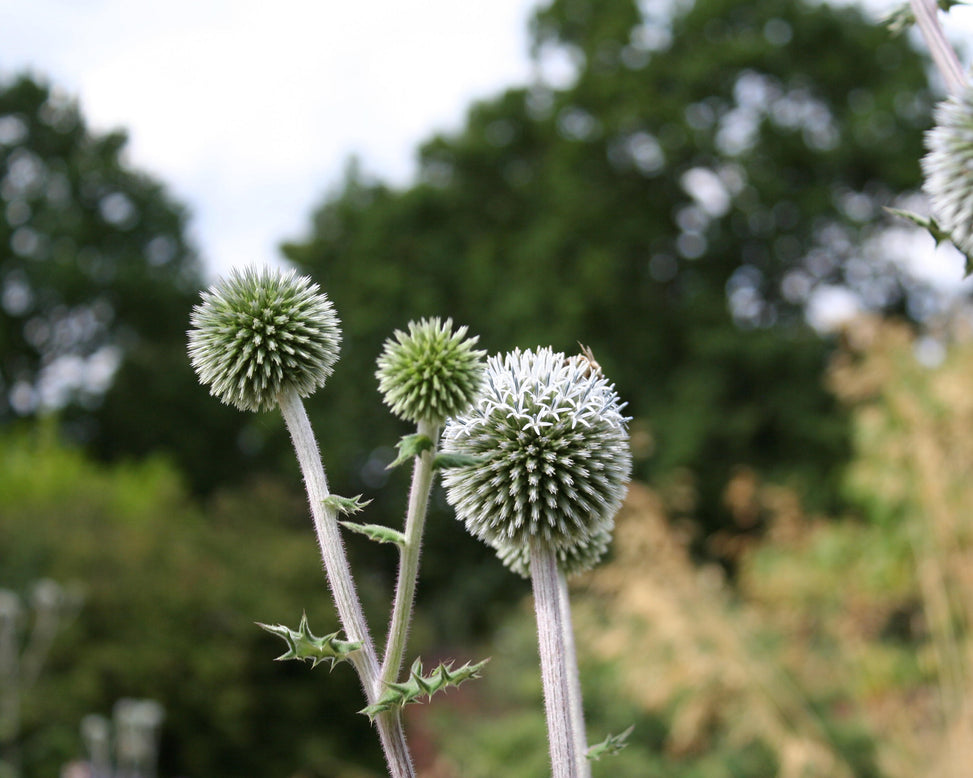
[441, 347, 632, 559]
[923, 86, 973, 257]
[188, 265, 341, 413]
[376, 317, 486, 424]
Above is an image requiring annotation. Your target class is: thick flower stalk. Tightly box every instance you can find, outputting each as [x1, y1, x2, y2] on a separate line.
[375, 318, 485, 690]
[188, 265, 341, 412]
[188, 266, 414, 778]
[923, 86, 973, 259]
[908, 0, 966, 97]
[441, 346, 632, 778]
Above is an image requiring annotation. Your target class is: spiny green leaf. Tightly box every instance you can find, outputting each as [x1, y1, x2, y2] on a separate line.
[432, 452, 483, 470]
[387, 433, 434, 469]
[885, 207, 973, 276]
[359, 657, 489, 720]
[885, 207, 951, 243]
[339, 521, 406, 547]
[322, 494, 372, 516]
[256, 612, 361, 670]
[586, 725, 634, 761]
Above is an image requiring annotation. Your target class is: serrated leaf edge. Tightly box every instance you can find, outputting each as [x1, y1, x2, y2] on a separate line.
[322, 493, 372, 516]
[884, 207, 973, 276]
[387, 433, 434, 470]
[339, 521, 407, 547]
[359, 657, 489, 719]
[585, 724, 635, 761]
[256, 612, 362, 670]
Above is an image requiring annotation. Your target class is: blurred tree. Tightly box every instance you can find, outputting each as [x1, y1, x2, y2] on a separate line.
[283, 0, 933, 539]
[0, 426, 387, 778]
[0, 73, 268, 492]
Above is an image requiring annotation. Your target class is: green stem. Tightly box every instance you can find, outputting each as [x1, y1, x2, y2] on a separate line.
[277, 387, 415, 778]
[530, 539, 583, 778]
[381, 418, 440, 688]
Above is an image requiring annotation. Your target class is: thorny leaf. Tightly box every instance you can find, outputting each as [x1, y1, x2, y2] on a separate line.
[586, 725, 635, 761]
[359, 657, 489, 720]
[256, 612, 361, 670]
[885, 207, 973, 276]
[339, 521, 407, 547]
[322, 494, 372, 516]
[387, 433, 434, 470]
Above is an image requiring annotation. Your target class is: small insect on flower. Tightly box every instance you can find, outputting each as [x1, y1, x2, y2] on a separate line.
[564, 343, 602, 378]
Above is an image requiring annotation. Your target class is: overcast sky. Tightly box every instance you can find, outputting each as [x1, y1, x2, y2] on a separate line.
[0, 0, 538, 278]
[1, 0, 971, 296]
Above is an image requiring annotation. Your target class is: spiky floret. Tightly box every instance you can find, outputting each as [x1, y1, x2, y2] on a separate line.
[441, 347, 631, 566]
[376, 317, 486, 424]
[923, 86, 973, 258]
[188, 266, 341, 412]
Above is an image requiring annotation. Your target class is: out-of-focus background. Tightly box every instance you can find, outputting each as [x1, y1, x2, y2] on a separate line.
[3, 0, 973, 775]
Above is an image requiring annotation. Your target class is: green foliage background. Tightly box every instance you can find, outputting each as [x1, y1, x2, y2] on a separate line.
[0, 424, 393, 776]
[283, 0, 930, 541]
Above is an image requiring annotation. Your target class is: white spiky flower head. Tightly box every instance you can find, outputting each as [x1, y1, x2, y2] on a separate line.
[441, 347, 631, 572]
[923, 85, 973, 258]
[376, 317, 486, 424]
[188, 265, 341, 413]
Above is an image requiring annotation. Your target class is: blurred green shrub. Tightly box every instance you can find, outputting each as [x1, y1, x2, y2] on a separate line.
[0, 424, 391, 777]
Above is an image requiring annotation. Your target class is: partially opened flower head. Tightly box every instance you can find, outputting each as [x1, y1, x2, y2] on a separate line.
[923, 86, 973, 257]
[376, 317, 485, 424]
[188, 266, 341, 412]
[441, 347, 631, 572]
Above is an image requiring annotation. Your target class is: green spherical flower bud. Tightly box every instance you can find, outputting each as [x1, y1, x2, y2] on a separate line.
[188, 265, 341, 413]
[923, 86, 973, 257]
[376, 317, 486, 424]
[441, 347, 631, 565]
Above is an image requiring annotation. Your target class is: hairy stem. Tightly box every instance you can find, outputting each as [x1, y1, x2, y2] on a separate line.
[382, 418, 440, 688]
[910, 0, 966, 96]
[530, 539, 583, 778]
[556, 568, 592, 778]
[278, 387, 415, 778]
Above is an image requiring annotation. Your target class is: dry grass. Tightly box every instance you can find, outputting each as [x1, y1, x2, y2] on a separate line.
[575, 481, 857, 778]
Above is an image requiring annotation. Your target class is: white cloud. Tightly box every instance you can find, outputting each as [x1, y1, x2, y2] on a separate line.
[0, 0, 536, 275]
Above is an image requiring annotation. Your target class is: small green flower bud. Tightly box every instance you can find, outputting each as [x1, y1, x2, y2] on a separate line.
[923, 86, 973, 257]
[376, 317, 486, 424]
[441, 347, 631, 570]
[188, 266, 341, 412]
